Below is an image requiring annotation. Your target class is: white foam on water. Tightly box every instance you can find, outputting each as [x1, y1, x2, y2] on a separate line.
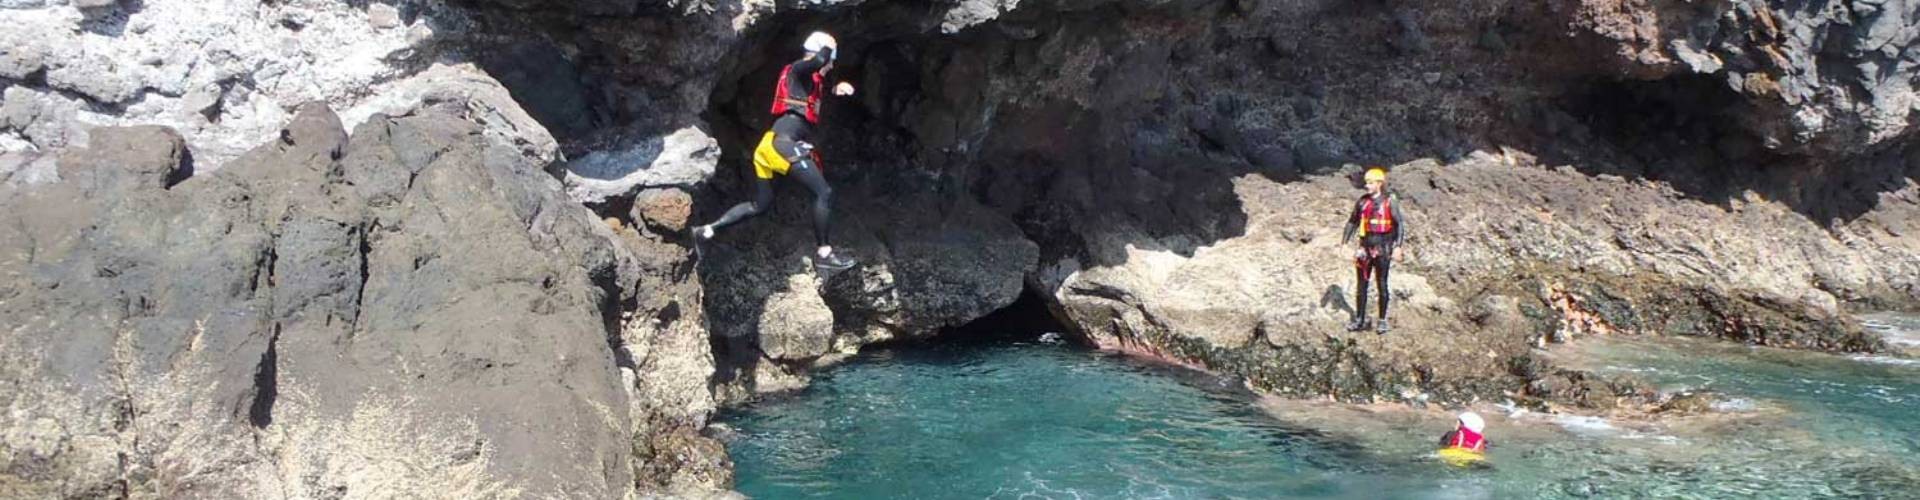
[1614, 432, 1687, 446]
[988, 472, 1089, 500]
[1425, 478, 1497, 500]
[1711, 398, 1758, 412]
[1848, 355, 1920, 366]
[1551, 415, 1619, 436]
[1858, 313, 1920, 347]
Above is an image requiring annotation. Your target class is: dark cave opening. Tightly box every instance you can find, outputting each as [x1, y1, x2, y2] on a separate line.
[696, 4, 957, 201]
[1555, 73, 1758, 197]
[1551, 73, 1911, 225]
[935, 289, 1075, 344]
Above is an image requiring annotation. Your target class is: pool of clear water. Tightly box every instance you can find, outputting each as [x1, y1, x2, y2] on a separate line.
[721, 318, 1920, 499]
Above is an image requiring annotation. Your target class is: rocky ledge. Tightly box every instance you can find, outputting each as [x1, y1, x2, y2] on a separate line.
[1045, 150, 1913, 415]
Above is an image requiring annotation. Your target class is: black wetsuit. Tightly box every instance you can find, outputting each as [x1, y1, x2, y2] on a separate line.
[706, 54, 834, 247]
[1342, 192, 1405, 322]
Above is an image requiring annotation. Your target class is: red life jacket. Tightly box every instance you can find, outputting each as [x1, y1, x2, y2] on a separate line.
[1448, 428, 1486, 452]
[1360, 194, 1395, 235]
[770, 64, 824, 124]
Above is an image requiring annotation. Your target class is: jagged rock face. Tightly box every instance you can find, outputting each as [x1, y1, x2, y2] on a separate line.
[0, 103, 726, 498]
[7, 0, 1920, 492]
[602, 214, 732, 494]
[0, 0, 455, 167]
[1517, 0, 1920, 156]
[671, 0, 1920, 406]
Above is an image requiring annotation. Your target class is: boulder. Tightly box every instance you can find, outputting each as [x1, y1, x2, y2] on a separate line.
[0, 104, 672, 498]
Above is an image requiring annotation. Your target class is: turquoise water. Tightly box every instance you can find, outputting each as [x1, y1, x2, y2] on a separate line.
[1552, 325, 1920, 497]
[722, 322, 1920, 499]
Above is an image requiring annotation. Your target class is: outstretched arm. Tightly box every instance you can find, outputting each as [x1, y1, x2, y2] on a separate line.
[792, 52, 828, 75]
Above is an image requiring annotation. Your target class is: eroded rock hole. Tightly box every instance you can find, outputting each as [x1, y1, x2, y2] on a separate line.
[1559, 73, 1909, 223]
[939, 290, 1074, 344]
[477, 41, 602, 143]
[1557, 74, 1760, 197]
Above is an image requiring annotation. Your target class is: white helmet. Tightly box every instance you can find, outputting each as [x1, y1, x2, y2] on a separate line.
[1458, 412, 1485, 433]
[803, 31, 838, 60]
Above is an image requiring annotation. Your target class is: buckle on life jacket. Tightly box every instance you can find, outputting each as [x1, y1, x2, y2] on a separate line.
[781, 97, 812, 111]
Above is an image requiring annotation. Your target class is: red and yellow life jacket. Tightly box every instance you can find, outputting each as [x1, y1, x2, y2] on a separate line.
[1360, 194, 1395, 235]
[1446, 428, 1486, 453]
[770, 64, 824, 124]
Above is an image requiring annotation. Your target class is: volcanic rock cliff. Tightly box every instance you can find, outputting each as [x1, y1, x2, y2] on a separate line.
[5, 0, 1920, 496]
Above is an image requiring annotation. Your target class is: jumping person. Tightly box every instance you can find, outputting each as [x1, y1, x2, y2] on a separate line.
[1342, 167, 1406, 334]
[692, 31, 857, 270]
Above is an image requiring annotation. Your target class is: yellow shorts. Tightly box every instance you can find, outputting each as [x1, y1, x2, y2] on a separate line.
[752, 131, 792, 179]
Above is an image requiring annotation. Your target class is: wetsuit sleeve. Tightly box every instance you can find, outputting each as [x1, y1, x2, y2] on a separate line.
[790, 56, 827, 92]
[1438, 430, 1456, 447]
[1389, 193, 1406, 247]
[1341, 196, 1363, 244]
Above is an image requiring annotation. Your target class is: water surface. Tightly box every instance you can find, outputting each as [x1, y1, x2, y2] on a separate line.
[724, 320, 1920, 499]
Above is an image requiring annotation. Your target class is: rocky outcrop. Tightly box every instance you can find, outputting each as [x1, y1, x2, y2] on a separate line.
[1516, 0, 1920, 156]
[8, 0, 1920, 493]
[602, 214, 731, 494]
[564, 126, 719, 204]
[0, 1, 451, 167]
[675, 0, 1920, 408]
[340, 63, 563, 175]
[1042, 151, 1908, 407]
[0, 102, 725, 497]
[698, 191, 1037, 401]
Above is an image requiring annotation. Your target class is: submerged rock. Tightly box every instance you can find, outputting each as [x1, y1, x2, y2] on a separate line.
[1657, 391, 1722, 415]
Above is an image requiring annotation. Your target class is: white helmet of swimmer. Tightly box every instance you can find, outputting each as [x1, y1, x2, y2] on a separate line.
[803, 31, 838, 60]
[1458, 411, 1485, 433]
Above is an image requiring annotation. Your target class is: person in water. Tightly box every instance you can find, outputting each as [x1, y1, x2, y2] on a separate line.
[691, 31, 857, 270]
[1439, 411, 1489, 454]
[1341, 167, 1405, 333]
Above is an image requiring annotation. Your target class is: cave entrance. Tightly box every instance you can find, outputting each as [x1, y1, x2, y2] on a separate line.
[935, 289, 1075, 345]
[1555, 73, 1764, 199]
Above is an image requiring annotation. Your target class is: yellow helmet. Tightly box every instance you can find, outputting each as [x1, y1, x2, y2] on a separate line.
[1364, 168, 1387, 183]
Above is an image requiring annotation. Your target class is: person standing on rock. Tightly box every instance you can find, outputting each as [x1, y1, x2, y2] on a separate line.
[1342, 167, 1406, 333]
[692, 31, 858, 270]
